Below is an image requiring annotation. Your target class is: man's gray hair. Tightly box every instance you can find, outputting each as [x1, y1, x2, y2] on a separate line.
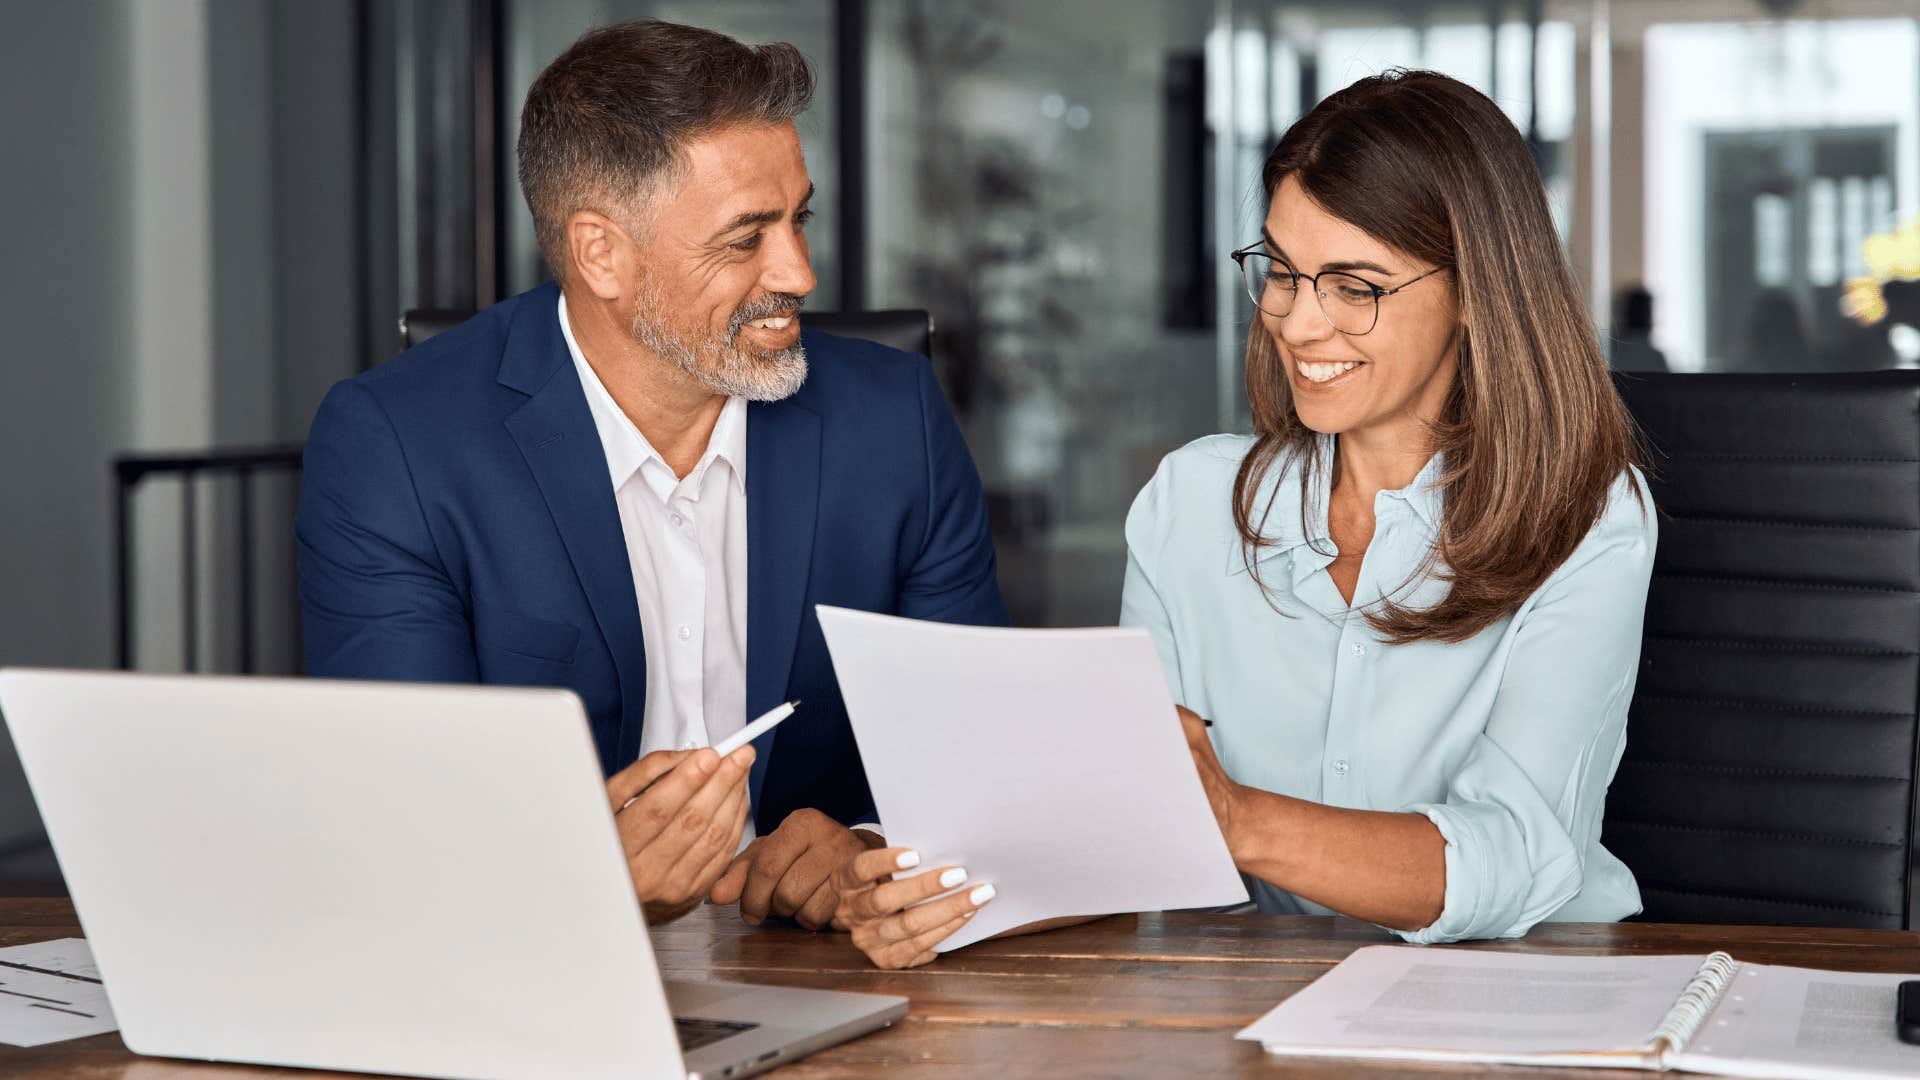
[516, 19, 814, 282]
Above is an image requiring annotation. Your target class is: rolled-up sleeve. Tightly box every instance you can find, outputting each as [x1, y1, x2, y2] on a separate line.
[1393, 486, 1656, 943]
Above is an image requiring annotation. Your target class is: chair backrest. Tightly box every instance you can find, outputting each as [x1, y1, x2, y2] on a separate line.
[803, 309, 933, 358]
[400, 307, 934, 359]
[112, 447, 307, 675]
[397, 308, 473, 350]
[1607, 370, 1920, 930]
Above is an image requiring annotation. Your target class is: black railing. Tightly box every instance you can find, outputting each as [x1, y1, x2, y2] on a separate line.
[113, 446, 305, 672]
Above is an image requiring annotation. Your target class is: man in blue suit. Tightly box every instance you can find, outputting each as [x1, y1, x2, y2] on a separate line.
[296, 20, 1006, 927]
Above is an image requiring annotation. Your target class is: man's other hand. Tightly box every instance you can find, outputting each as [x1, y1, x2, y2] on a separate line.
[709, 808, 880, 929]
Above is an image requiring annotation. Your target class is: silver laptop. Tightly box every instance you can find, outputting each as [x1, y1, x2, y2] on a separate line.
[0, 669, 905, 1080]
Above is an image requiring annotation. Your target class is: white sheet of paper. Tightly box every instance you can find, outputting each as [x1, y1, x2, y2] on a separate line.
[1677, 964, 1920, 1080]
[815, 606, 1248, 951]
[1235, 944, 1700, 1066]
[0, 937, 118, 1046]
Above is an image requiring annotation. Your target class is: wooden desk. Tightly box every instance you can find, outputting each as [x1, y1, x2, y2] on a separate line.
[4, 898, 1918, 1078]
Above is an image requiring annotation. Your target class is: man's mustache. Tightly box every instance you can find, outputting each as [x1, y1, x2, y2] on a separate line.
[729, 294, 807, 337]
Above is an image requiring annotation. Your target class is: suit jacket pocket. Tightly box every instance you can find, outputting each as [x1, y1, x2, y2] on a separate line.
[473, 603, 581, 664]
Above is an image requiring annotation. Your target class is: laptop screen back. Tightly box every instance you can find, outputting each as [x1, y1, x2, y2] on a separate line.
[0, 670, 686, 1080]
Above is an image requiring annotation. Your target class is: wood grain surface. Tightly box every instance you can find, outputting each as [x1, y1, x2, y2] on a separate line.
[3, 898, 1916, 1078]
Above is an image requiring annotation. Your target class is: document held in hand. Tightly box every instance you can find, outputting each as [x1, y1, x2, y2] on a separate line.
[814, 606, 1248, 951]
[1237, 944, 1920, 1080]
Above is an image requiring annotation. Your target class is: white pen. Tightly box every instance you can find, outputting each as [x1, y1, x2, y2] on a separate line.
[616, 700, 800, 813]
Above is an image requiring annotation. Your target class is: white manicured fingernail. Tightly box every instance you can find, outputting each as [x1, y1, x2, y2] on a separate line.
[896, 851, 921, 870]
[939, 867, 968, 889]
[969, 884, 996, 906]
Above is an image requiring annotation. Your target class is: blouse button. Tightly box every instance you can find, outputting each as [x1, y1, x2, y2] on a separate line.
[1332, 758, 1350, 776]
[1350, 642, 1366, 658]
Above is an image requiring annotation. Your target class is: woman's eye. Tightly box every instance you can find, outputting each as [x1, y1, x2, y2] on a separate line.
[1335, 284, 1375, 302]
[1267, 271, 1298, 288]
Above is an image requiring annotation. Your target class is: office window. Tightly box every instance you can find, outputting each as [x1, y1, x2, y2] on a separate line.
[864, 0, 1231, 626]
[1644, 15, 1920, 372]
[1754, 193, 1791, 289]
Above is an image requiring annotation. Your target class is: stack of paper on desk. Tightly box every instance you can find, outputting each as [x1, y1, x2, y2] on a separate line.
[1237, 944, 1920, 1079]
[0, 938, 117, 1047]
[815, 606, 1248, 952]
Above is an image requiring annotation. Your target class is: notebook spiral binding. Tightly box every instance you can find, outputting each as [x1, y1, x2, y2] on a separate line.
[1650, 951, 1740, 1056]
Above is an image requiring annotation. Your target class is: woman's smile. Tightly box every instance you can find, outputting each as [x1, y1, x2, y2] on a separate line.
[1290, 357, 1367, 388]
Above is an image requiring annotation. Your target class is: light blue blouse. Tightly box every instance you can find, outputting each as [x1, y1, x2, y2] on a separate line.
[1119, 433, 1656, 944]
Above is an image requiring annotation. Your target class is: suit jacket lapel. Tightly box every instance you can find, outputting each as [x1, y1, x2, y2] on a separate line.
[500, 286, 650, 765]
[745, 397, 821, 808]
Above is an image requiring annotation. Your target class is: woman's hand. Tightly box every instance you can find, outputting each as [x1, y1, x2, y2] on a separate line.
[1179, 706, 1245, 856]
[832, 846, 997, 969]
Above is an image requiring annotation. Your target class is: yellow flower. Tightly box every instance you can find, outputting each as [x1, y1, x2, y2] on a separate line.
[1843, 276, 1887, 325]
[1845, 215, 1920, 326]
[1861, 220, 1920, 280]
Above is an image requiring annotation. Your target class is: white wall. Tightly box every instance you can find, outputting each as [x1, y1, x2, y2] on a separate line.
[0, 2, 135, 871]
[127, 0, 216, 672]
[0, 0, 358, 884]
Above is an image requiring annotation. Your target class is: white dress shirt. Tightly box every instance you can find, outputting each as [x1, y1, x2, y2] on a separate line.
[560, 294, 881, 844]
[560, 293, 751, 765]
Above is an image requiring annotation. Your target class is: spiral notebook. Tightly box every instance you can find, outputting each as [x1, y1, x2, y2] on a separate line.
[1237, 945, 1920, 1079]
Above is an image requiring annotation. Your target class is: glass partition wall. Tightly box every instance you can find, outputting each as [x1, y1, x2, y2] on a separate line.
[368, 0, 1920, 626]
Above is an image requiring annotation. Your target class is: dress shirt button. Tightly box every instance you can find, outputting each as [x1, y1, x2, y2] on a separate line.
[670, 513, 684, 527]
[1332, 758, 1350, 776]
[676, 625, 693, 641]
[1350, 642, 1366, 658]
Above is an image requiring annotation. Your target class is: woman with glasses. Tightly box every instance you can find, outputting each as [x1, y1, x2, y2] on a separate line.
[833, 69, 1652, 967]
[1121, 68, 1653, 941]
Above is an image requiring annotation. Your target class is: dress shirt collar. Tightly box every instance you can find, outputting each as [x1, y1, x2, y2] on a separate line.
[558, 291, 747, 497]
[1226, 433, 1445, 576]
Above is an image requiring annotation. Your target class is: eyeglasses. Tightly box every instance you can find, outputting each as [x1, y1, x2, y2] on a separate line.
[1229, 243, 1446, 336]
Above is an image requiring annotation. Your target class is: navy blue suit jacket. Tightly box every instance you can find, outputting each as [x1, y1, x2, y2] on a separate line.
[295, 283, 1009, 831]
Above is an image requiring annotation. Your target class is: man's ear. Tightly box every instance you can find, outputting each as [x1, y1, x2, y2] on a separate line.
[565, 210, 632, 301]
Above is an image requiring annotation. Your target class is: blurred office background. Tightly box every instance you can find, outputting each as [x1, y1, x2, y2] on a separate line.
[2, 0, 1917, 890]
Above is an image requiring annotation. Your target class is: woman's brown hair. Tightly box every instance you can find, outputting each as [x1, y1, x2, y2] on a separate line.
[1233, 69, 1644, 644]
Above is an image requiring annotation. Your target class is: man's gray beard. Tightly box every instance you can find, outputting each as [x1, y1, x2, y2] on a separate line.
[629, 290, 808, 403]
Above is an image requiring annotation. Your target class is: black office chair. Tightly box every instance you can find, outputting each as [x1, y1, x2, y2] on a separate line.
[400, 307, 934, 358]
[1606, 370, 1920, 930]
[396, 308, 473, 349]
[112, 447, 306, 674]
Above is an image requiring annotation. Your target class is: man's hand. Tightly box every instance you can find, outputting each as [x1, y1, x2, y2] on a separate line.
[709, 808, 880, 929]
[605, 745, 755, 925]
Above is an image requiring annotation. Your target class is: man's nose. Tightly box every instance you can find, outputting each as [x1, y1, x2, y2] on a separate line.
[759, 225, 816, 300]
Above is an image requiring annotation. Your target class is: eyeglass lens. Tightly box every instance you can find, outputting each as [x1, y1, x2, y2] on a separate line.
[1240, 251, 1380, 335]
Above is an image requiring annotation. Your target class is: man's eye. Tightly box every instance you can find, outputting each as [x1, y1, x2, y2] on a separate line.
[731, 233, 763, 252]
[795, 209, 815, 228]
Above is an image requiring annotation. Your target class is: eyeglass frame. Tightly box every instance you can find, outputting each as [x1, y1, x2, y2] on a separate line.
[1229, 242, 1447, 337]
